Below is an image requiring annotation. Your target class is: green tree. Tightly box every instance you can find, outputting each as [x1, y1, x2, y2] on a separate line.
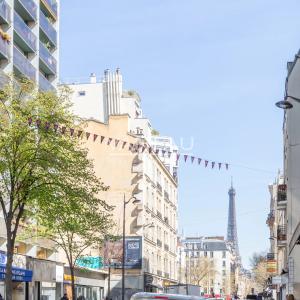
[0, 78, 112, 300]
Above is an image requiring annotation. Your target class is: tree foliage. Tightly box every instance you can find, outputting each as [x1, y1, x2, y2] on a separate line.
[250, 252, 268, 291]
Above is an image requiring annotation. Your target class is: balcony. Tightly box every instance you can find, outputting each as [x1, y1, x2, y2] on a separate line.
[14, 12, 36, 52]
[0, 35, 9, 60]
[164, 244, 169, 251]
[39, 11, 57, 47]
[164, 217, 169, 225]
[0, 0, 10, 25]
[164, 272, 170, 279]
[277, 225, 287, 245]
[40, 0, 57, 20]
[157, 182, 162, 193]
[277, 184, 287, 209]
[157, 270, 162, 276]
[157, 239, 162, 248]
[39, 73, 55, 92]
[39, 42, 57, 75]
[15, 0, 37, 22]
[13, 46, 36, 81]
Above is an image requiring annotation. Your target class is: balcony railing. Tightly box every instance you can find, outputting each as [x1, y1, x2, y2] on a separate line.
[164, 191, 169, 201]
[40, 11, 57, 46]
[39, 42, 57, 75]
[13, 46, 36, 81]
[164, 272, 170, 279]
[0, 0, 10, 24]
[277, 225, 287, 241]
[0, 36, 9, 59]
[157, 182, 162, 193]
[39, 73, 55, 92]
[41, 0, 57, 19]
[164, 244, 169, 251]
[157, 270, 162, 276]
[14, 12, 36, 52]
[164, 217, 169, 225]
[157, 239, 162, 248]
[17, 0, 37, 21]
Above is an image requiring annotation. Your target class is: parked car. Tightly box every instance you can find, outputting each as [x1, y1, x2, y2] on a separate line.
[131, 292, 205, 300]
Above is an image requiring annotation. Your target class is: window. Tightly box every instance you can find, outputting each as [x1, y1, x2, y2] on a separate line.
[204, 251, 207, 257]
[211, 279, 214, 285]
[222, 251, 226, 258]
[210, 251, 214, 258]
[222, 261, 226, 267]
[78, 91, 86, 96]
[222, 270, 226, 276]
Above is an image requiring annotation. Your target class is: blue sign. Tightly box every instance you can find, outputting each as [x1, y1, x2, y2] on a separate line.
[0, 265, 33, 282]
[125, 237, 142, 269]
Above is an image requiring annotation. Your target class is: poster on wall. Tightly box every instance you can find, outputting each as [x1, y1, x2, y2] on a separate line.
[104, 236, 142, 269]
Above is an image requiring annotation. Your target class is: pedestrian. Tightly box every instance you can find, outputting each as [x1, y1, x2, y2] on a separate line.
[0, 293, 4, 300]
[61, 293, 68, 300]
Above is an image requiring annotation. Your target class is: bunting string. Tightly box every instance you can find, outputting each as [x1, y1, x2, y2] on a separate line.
[27, 118, 230, 171]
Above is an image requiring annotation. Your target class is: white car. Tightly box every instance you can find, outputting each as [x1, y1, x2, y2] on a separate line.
[130, 292, 205, 300]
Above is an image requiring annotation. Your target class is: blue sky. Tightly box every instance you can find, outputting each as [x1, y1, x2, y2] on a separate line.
[60, 0, 300, 267]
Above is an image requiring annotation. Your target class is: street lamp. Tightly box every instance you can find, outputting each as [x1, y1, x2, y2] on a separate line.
[122, 194, 141, 300]
[275, 95, 300, 109]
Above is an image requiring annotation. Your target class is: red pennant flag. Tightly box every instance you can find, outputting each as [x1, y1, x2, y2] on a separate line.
[115, 139, 120, 147]
[184, 155, 188, 162]
[177, 154, 180, 161]
[28, 117, 33, 125]
[122, 141, 127, 149]
[100, 136, 105, 143]
[77, 130, 83, 138]
[86, 132, 91, 140]
[45, 122, 50, 130]
[198, 158, 202, 165]
[54, 123, 59, 132]
[93, 134, 98, 142]
[212, 162, 215, 169]
[205, 160, 209, 167]
[61, 127, 66, 134]
[70, 128, 75, 136]
[226, 163, 229, 170]
[191, 156, 195, 163]
[162, 150, 166, 157]
[218, 163, 222, 170]
[36, 119, 41, 128]
[168, 151, 172, 158]
[107, 138, 112, 145]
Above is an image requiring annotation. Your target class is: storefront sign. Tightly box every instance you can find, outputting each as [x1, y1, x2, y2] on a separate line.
[104, 236, 142, 269]
[0, 265, 33, 282]
[0, 252, 26, 269]
[267, 259, 277, 273]
[75, 256, 103, 270]
[64, 274, 77, 282]
[56, 265, 64, 282]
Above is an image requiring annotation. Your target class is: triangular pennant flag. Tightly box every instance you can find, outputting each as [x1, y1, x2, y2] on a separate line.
[129, 143, 134, 151]
[107, 138, 112, 145]
[54, 123, 59, 132]
[70, 128, 75, 136]
[28, 117, 33, 125]
[36, 119, 41, 128]
[45, 122, 50, 130]
[162, 150, 166, 157]
[226, 163, 229, 170]
[122, 141, 127, 149]
[198, 158, 202, 165]
[93, 134, 98, 142]
[86, 132, 91, 140]
[218, 163, 222, 170]
[61, 127, 66, 134]
[212, 162, 215, 169]
[168, 151, 172, 158]
[100, 136, 105, 143]
[77, 130, 83, 138]
[205, 160, 209, 167]
[141, 145, 146, 152]
[191, 156, 195, 163]
[184, 155, 188, 162]
[115, 139, 120, 147]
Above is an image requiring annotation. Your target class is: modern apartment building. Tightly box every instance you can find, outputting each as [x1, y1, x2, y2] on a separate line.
[266, 174, 287, 300]
[0, 0, 59, 90]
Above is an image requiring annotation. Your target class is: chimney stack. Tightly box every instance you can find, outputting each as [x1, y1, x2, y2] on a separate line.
[90, 73, 97, 84]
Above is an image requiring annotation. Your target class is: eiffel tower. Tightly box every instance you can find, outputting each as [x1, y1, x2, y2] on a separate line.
[227, 179, 240, 258]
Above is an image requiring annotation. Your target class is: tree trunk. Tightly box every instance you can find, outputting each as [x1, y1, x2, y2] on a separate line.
[5, 232, 14, 300]
[70, 266, 76, 300]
